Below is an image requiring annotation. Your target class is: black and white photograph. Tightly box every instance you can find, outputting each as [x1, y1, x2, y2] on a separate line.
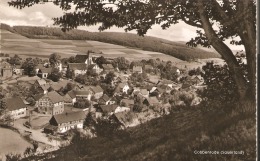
[0, 0, 257, 161]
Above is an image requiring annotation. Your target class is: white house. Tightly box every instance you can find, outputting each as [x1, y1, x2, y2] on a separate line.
[114, 83, 130, 94]
[45, 111, 86, 133]
[5, 97, 27, 119]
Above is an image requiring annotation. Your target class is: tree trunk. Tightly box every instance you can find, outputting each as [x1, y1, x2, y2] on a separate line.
[237, 0, 256, 102]
[197, 0, 248, 100]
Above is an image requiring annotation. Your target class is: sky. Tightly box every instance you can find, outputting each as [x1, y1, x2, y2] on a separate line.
[0, 0, 243, 51]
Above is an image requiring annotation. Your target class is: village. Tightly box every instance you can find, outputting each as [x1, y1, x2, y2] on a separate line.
[0, 51, 205, 153]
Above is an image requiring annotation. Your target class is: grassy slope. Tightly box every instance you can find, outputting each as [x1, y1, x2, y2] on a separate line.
[0, 24, 220, 61]
[23, 107, 256, 161]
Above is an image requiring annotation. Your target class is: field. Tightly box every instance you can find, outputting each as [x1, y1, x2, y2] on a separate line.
[0, 29, 217, 70]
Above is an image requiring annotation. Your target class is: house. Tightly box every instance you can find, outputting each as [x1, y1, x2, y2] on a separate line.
[75, 53, 95, 65]
[110, 111, 134, 127]
[157, 79, 174, 88]
[88, 64, 103, 74]
[74, 90, 92, 101]
[97, 104, 118, 115]
[38, 67, 52, 78]
[158, 84, 172, 94]
[35, 91, 64, 115]
[34, 79, 47, 87]
[116, 75, 128, 83]
[13, 65, 23, 75]
[143, 97, 160, 106]
[98, 94, 111, 105]
[5, 97, 27, 119]
[114, 83, 130, 95]
[26, 94, 44, 105]
[191, 75, 204, 85]
[89, 85, 104, 99]
[45, 111, 86, 134]
[132, 66, 142, 73]
[101, 64, 114, 72]
[40, 84, 51, 94]
[0, 61, 12, 78]
[68, 63, 87, 76]
[63, 90, 76, 105]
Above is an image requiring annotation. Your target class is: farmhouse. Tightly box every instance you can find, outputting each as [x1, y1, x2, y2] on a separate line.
[68, 63, 87, 76]
[13, 65, 23, 75]
[89, 85, 104, 99]
[35, 91, 64, 115]
[38, 67, 52, 79]
[75, 53, 95, 65]
[45, 111, 86, 134]
[5, 97, 27, 119]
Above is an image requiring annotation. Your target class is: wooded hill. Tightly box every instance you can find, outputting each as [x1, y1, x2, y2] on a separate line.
[0, 23, 220, 61]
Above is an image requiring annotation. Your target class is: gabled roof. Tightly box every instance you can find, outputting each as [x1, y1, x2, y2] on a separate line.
[39, 67, 52, 73]
[52, 111, 86, 124]
[6, 97, 26, 111]
[74, 90, 90, 96]
[67, 90, 76, 99]
[0, 61, 11, 68]
[46, 91, 64, 103]
[75, 54, 89, 63]
[68, 63, 87, 70]
[36, 79, 47, 86]
[182, 83, 192, 89]
[40, 84, 51, 91]
[50, 83, 63, 91]
[155, 87, 164, 93]
[101, 64, 114, 70]
[100, 104, 117, 113]
[112, 111, 131, 126]
[31, 94, 45, 101]
[100, 94, 110, 102]
[90, 85, 103, 94]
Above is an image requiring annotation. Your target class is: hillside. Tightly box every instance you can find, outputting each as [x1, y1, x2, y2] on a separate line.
[22, 106, 255, 161]
[0, 23, 220, 61]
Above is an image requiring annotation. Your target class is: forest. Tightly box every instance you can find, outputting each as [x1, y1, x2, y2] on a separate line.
[0, 23, 220, 61]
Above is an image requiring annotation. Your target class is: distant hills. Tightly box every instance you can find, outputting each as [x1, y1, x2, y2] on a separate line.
[0, 23, 220, 61]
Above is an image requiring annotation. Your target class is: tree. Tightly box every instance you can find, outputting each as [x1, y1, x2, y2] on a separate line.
[95, 56, 108, 68]
[7, 54, 21, 65]
[112, 57, 130, 71]
[22, 58, 37, 76]
[48, 68, 62, 82]
[49, 53, 61, 68]
[9, 0, 256, 106]
[104, 71, 116, 85]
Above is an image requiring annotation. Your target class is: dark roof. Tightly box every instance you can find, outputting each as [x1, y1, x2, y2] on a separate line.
[112, 111, 131, 125]
[101, 64, 114, 70]
[67, 90, 76, 98]
[32, 94, 45, 101]
[52, 111, 86, 124]
[41, 84, 51, 91]
[100, 94, 110, 102]
[90, 85, 103, 94]
[75, 54, 89, 63]
[182, 83, 192, 89]
[50, 83, 63, 91]
[68, 63, 87, 70]
[100, 104, 117, 113]
[6, 97, 26, 111]
[74, 90, 90, 96]
[39, 67, 52, 73]
[46, 91, 64, 103]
